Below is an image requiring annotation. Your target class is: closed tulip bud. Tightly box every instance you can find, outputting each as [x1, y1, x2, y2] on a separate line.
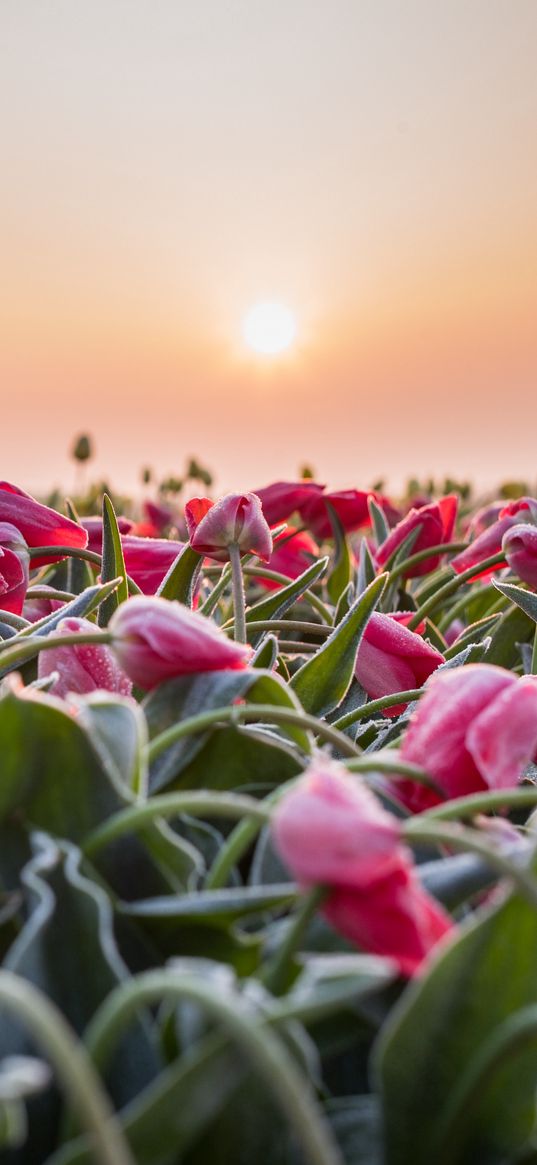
[38, 616, 133, 699]
[185, 493, 273, 562]
[393, 664, 537, 813]
[109, 595, 251, 689]
[0, 482, 88, 566]
[376, 495, 458, 578]
[452, 496, 537, 578]
[271, 757, 454, 976]
[502, 523, 537, 587]
[355, 612, 444, 714]
[0, 522, 30, 615]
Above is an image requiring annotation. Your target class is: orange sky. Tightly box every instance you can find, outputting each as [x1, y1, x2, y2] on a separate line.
[1, 1, 536, 498]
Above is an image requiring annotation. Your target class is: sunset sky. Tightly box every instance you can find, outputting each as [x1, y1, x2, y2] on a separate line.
[1, 1, 536, 498]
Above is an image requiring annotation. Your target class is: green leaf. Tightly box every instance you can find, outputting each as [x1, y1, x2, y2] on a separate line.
[250, 634, 278, 670]
[368, 498, 390, 546]
[484, 605, 535, 668]
[334, 582, 354, 624]
[98, 495, 129, 626]
[375, 881, 537, 1164]
[356, 540, 376, 595]
[121, 883, 297, 927]
[443, 613, 500, 659]
[493, 580, 537, 624]
[291, 573, 388, 716]
[325, 503, 352, 606]
[244, 556, 330, 645]
[157, 545, 202, 605]
[74, 693, 148, 796]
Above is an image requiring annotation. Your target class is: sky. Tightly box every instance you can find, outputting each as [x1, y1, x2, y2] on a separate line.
[1, 0, 536, 499]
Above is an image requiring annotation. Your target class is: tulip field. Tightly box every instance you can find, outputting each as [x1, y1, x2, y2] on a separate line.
[2, 476, 537, 1164]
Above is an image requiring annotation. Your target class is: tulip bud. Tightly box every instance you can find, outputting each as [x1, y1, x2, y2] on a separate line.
[354, 612, 444, 714]
[185, 493, 273, 562]
[376, 496, 458, 578]
[502, 523, 537, 587]
[109, 595, 251, 689]
[0, 522, 30, 615]
[272, 756, 454, 976]
[37, 616, 133, 699]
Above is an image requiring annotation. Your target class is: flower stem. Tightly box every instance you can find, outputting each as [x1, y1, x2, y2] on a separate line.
[402, 819, 537, 908]
[262, 886, 326, 995]
[228, 542, 247, 643]
[0, 630, 113, 670]
[333, 688, 423, 730]
[0, 970, 134, 1165]
[83, 970, 344, 1165]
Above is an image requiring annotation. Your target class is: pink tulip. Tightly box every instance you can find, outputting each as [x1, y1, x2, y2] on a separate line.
[0, 482, 88, 566]
[376, 495, 458, 578]
[109, 595, 251, 689]
[259, 527, 319, 590]
[185, 493, 273, 563]
[355, 613, 445, 714]
[271, 757, 454, 976]
[0, 523, 30, 615]
[299, 489, 375, 539]
[451, 497, 537, 578]
[502, 524, 537, 588]
[252, 480, 326, 526]
[393, 664, 537, 813]
[37, 616, 133, 699]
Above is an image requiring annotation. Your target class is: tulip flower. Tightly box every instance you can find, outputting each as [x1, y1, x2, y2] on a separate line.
[260, 527, 319, 590]
[502, 523, 537, 588]
[451, 497, 537, 578]
[271, 756, 454, 976]
[376, 495, 458, 578]
[299, 489, 375, 539]
[109, 595, 251, 689]
[185, 493, 273, 563]
[392, 664, 537, 813]
[0, 482, 88, 566]
[0, 523, 30, 615]
[252, 480, 326, 526]
[37, 616, 133, 699]
[354, 612, 445, 714]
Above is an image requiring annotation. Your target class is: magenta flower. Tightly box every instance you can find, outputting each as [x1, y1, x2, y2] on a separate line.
[272, 757, 454, 977]
[185, 493, 273, 563]
[355, 612, 445, 714]
[300, 489, 376, 539]
[393, 664, 537, 813]
[0, 482, 88, 566]
[451, 497, 537, 578]
[502, 523, 537, 588]
[37, 616, 133, 699]
[376, 495, 458, 578]
[252, 480, 326, 526]
[0, 522, 30, 615]
[260, 527, 319, 590]
[109, 595, 251, 689]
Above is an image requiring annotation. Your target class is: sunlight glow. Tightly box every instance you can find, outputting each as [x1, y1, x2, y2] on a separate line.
[242, 302, 297, 356]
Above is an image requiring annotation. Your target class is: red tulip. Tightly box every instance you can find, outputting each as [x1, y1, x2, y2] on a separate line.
[109, 595, 251, 689]
[355, 612, 444, 714]
[38, 616, 133, 699]
[299, 489, 375, 539]
[0, 482, 88, 566]
[272, 757, 454, 977]
[252, 480, 325, 526]
[0, 522, 30, 615]
[451, 497, 537, 578]
[185, 493, 273, 563]
[393, 664, 537, 813]
[260, 527, 319, 590]
[376, 496, 458, 578]
[503, 523, 537, 587]
[121, 536, 185, 594]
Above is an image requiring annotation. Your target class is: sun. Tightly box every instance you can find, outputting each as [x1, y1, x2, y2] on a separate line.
[242, 301, 297, 356]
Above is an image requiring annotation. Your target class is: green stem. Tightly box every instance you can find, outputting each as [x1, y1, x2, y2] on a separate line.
[436, 582, 500, 632]
[26, 586, 76, 601]
[199, 562, 232, 616]
[83, 790, 272, 857]
[345, 753, 435, 784]
[228, 543, 247, 643]
[418, 786, 537, 821]
[262, 887, 326, 996]
[0, 630, 113, 670]
[83, 971, 344, 1165]
[532, 624, 537, 675]
[402, 820, 537, 908]
[0, 970, 134, 1165]
[0, 610, 30, 630]
[333, 688, 423, 730]
[203, 565, 333, 624]
[386, 541, 467, 584]
[28, 546, 143, 596]
[224, 619, 331, 638]
[146, 702, 361, 764]
[406, 553, 506, 631]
